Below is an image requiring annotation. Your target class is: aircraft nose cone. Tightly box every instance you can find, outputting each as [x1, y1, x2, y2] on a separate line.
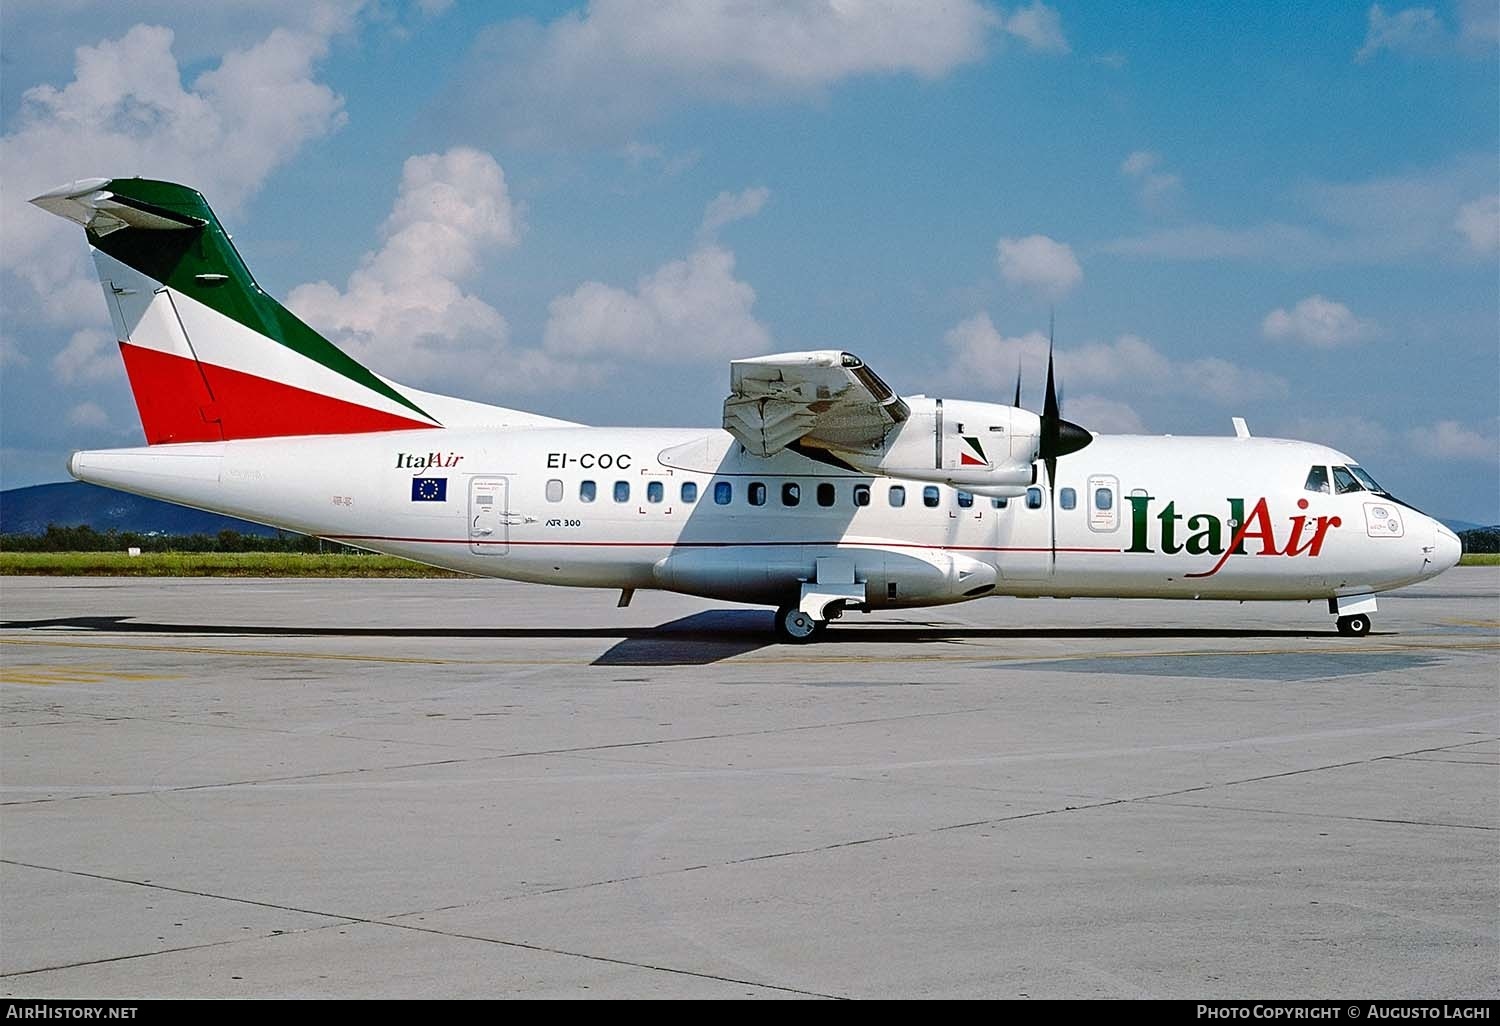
[1431, 524, 1462, 573]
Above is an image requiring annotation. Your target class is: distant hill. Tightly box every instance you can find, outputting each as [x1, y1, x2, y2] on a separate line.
[1441, 518, 1487, 534]
[1, 482, 284, 537]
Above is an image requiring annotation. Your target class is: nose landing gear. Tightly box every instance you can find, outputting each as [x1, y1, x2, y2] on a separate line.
[1336, 613, 1371, 637]
[1330, 593, 1377, 638]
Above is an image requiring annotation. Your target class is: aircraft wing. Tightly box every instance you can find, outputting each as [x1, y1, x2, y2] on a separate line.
[722, 351, 910, 457]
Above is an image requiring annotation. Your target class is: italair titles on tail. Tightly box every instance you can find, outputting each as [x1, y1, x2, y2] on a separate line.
[31, 178, 443, 444]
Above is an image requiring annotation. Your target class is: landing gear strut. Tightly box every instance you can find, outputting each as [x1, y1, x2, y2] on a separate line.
[774, 605, 819, 643]
[1336, 614, 1371, 637]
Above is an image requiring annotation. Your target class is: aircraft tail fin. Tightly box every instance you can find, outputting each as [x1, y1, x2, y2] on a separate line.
[31, 178, 443, 444]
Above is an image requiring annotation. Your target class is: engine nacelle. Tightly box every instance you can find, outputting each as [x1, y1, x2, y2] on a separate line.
[831, 397, 1043, 497]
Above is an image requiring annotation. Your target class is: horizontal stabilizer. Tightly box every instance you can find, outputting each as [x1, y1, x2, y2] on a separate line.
[31, 180, 204, 236]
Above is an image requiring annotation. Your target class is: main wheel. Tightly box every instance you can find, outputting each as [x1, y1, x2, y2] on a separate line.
[1336, 614, 1371, 637]
[775, 606, 818, 643]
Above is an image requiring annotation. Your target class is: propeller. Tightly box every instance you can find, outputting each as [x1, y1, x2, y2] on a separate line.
[1034, 320, 1091, 569]
[1002, 315, 1092, 569]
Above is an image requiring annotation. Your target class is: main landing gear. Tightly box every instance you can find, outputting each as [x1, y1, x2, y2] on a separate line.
[775, 557, 864, 643]
[774, 605, 822, 643]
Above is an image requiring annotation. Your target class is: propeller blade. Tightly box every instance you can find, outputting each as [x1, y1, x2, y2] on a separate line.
[1013, 364, 1023, 409]
[1036, 323, 1089, 571]
[1045, 454, 1058, 571]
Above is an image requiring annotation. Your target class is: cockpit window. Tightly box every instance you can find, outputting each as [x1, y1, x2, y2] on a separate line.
[1331, 466, 1364, 494]
[1347, 465, 1387, 495]
[1304, 466, 1330, 493]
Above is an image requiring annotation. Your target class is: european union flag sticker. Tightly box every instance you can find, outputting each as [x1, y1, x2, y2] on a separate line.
[411, 477, 447, 502]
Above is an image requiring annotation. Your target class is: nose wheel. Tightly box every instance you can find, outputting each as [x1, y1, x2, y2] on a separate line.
[1330, 594, 1376, 638]
[1336, 614, 1371, 637]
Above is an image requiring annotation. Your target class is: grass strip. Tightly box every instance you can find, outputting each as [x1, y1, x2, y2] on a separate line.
[0, 552, 468, 578]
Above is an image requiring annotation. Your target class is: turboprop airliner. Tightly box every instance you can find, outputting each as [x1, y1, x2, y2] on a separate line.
[31, 177, 1462, 642]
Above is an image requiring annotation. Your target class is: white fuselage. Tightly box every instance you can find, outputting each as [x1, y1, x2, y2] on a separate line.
[68, 425, 1460, 610]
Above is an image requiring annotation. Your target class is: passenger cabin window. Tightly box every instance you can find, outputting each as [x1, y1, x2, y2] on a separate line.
[681, 482, 698, 504]
[1094, 487, 1113, 511]
[854, 484, 871, 507]
[613, 481, 630, 503]
[749, 482, 767, 506]
[782, 482, 800, 506]
[957, 491, 974, 508]
[545, 479, 564, 502]
[647, 481, 664, 504]
[1304, 466, 1330, 493]
[579, 480, 596, 503]
[1332, 466, 1364, 494]
[817, 483, 836, 507]
[1059, 487, 1077, 510]
[1025, 487, 1043, 509]
[889, 485, 906, 508]
[991, 497, 1009, 509]
[714, 481, 732, 505]
[923, 486, 940, 508]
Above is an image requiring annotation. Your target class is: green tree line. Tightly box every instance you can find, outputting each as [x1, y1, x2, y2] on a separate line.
[0, 523, 365, 554]
[1460, 527, 1499, 554]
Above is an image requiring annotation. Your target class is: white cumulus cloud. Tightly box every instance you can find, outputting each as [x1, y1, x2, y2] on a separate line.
[566, 0, 997, 84]
[543, 245, 770, 362]
[942, 312, 1284, 405]
[1454, 194, 1500, 254]
[1417, 419, 1499, 462]
[698, 186, 770, 241]
[1001, 2, 1070, 54]
[1120, 150, 1183, 210]
[1262, 295, 1377, 347]
[2, 22, 349, 328]
[1355, 1, 1497, 59]
[451, 0, 1014, 145]
[51, 329, 119, 385]
[292, 158, 774, 398]
[66, 402, 110, 429]
[1059, 395, 1147, 434]
[1459, 0, 1500, 46]
[288, 147, 518, 385]
[996, 235, 1082, 298]
[539, 187, 773, 371]
[1356, 4, 1447, 61]
[1281, 414, 1395, 453]
[1102, 155, 1495, 266]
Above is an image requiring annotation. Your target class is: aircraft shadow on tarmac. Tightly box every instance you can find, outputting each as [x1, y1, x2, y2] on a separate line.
[3, 611, 1348, 667]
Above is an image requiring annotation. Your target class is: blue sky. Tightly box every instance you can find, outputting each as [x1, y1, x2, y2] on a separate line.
[3, 1, 1497, 522]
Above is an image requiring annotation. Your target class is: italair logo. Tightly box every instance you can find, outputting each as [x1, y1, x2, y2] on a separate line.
[960, 435, 988, 467]
[1126, 494, 1342, 578]
[397, 451, 463, 470]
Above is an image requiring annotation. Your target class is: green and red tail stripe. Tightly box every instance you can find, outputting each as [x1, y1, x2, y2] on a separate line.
[32, 178, 441, 444]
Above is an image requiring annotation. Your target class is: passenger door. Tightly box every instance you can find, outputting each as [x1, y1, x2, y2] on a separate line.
[468, 477, 511, 555]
